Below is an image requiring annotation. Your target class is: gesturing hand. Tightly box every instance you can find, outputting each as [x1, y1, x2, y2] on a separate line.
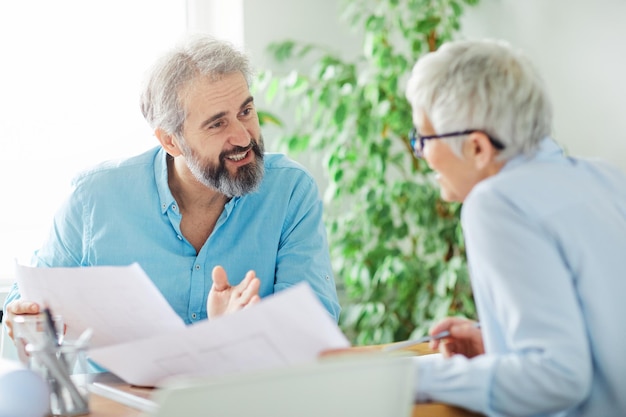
[207, 266, 261, 319]
[429, 317, 484, 359]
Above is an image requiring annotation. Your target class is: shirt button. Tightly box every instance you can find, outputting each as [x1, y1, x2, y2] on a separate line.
[172, 204, 177, 210]
[325, 275, 330, 281]
[195, 265, 201, 270]
[162, 203, 166, 209]
[191, 313, 197, 319]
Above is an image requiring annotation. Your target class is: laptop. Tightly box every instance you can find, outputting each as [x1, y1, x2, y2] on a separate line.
[147, 354, 415, 417]
[90, 354, 416, 417]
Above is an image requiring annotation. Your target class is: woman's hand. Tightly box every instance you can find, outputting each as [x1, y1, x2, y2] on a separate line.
[429, 317, 484, 358]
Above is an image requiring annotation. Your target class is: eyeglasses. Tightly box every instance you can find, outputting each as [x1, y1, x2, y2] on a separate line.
[409, 128, 505, 158]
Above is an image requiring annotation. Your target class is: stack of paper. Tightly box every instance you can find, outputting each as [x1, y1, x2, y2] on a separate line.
[15, 263, 350, 387]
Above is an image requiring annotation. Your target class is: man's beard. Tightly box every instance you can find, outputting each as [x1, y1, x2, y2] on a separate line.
[179, 135, 265, 197]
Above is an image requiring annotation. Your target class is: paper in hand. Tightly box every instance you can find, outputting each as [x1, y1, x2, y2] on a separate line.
[15, 262, 186, 347]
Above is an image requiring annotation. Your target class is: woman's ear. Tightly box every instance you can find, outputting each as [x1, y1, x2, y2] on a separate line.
[466, 132, 498, 170]
[155, 128, 182, 157]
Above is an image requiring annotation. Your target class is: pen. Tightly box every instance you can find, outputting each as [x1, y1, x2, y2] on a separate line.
[37, 305, 89, 412]
[27, 342, 89, 411]
[382, 322, 481, 353]
[42, 305, 60, 346]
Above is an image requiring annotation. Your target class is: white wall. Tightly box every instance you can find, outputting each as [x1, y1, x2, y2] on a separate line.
[242, 0, 362, 67]
[186, 0, 244, 48]
[461, 0, 626, 170]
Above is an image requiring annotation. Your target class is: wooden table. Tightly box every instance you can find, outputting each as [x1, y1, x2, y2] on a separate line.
[89, 394, 144, 417]
[86, 342, 483, 417]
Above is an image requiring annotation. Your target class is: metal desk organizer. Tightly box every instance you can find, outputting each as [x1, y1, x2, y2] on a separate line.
[15, 310, 92, 416]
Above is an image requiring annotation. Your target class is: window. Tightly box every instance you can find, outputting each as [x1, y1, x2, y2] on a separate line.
[0, 1, 186, 284]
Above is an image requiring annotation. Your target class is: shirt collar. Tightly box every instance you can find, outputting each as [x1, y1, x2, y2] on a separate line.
[155, 148, 176, 214]
[500, 137, 565, 174]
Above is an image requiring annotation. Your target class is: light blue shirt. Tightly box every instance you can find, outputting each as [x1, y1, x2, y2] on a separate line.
[5, 147, 340, 323]
[415, 138, 626, 417]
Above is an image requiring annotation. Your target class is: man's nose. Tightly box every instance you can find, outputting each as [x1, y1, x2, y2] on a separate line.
[228, 121, 252, 148]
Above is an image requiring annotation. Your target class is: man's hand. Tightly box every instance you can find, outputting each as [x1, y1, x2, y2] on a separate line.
[207, 266, 261, 319]
[4, 300, 40, 340]
[429, 317, 484, 359]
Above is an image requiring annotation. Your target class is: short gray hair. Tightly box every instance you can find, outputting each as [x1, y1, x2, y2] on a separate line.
[140, 33, 254, 136]
[405, 39, 552, 160]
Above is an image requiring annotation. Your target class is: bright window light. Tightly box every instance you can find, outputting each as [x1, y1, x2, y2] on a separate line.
[0, 1, 186, 284]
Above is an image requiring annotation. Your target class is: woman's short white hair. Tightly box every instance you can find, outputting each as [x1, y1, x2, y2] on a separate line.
[140, 33, 253, 136]
[405, 39, 552, 160]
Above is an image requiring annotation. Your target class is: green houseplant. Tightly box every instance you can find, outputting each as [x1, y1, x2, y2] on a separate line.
[256, 0, 481, 345]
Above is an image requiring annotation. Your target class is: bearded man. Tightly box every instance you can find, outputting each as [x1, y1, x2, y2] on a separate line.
[4, 34, 340, 343]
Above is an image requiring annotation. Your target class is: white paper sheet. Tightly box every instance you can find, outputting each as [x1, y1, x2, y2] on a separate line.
[15, 263, 186, 347]
[89, 283, 351, 387]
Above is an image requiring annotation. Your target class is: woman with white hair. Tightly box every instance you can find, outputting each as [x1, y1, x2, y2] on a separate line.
[407, 39, 626, 417]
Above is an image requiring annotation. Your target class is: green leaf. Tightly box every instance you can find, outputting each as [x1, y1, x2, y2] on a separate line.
[268, 40, 296, 62]
[450, 2, 463, 17]
[416, 16, 441, 33]
[334, 102, 348, 126]
[365, 15, 386, 32]
[286, 134, 310, 153]
[265, 78, 280, 103]
[257, 111, 283, 127]
[332, 167, 344, 182]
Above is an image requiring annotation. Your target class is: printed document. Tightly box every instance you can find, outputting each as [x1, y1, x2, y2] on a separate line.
[14, 263, 350, 387]
[15, 263, 186, 346]
[89, 283, 350, 386]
